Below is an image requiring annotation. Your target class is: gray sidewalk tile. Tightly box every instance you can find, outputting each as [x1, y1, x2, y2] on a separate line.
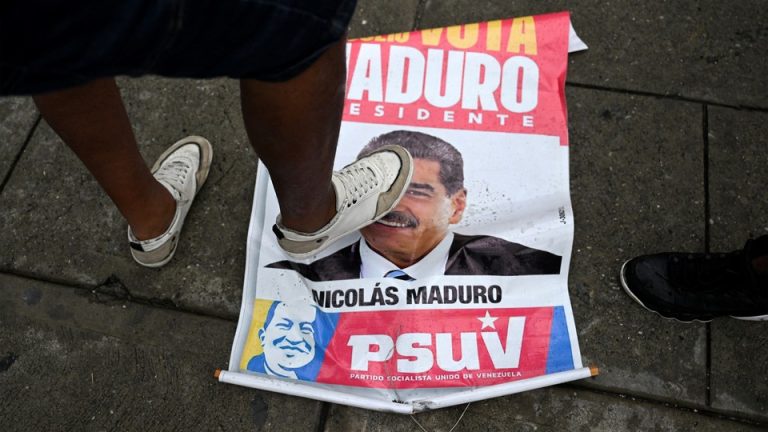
[418, 1, 768, 108]
[324, 386, 765, 432]
[0, 77, 256, 318]
[350, 0, 421, 37]
[708, 107, 768, 247]
[708, 106, 768, 420]
[0, 273, 321, 432]
[710, 319, 768, 422]
[567, 87, 707, 404]
[0, 97, 37, 182]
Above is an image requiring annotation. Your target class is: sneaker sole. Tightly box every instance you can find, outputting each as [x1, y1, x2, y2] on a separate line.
[372, 145, 414, 217]
[131, 136, 213, 268]
[278, 145, 414, 259]
[731, 314, 768, 321]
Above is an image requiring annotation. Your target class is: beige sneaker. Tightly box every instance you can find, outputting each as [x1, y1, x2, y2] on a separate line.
[273, 145, 413, 259]
[128, 136, 213, 268]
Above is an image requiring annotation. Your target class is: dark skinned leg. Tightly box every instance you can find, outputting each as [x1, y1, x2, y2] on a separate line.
[240, 37, 347, 233]
[34, 36, 346, 241]
[33, 78, 175, 240]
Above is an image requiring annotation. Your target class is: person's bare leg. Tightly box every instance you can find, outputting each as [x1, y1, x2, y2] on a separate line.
[33, 78, 175, 240]
[240, 38, 347, 233]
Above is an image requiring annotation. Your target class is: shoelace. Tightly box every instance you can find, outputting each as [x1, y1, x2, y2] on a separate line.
[155, 156, 194, 196]
[335, 163, 379, 207]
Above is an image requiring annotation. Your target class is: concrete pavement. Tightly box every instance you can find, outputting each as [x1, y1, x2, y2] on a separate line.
[1, 1, 767, 430]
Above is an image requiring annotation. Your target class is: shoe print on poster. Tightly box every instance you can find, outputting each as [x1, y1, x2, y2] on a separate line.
[222, 11, 594, 413]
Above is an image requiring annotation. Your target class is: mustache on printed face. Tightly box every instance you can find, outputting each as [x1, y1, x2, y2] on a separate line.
[273, 336, 311, 354]
[375, 211, 419, 228]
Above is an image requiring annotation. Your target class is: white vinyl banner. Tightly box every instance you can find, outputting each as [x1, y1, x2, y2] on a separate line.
[221, 12, 593, 413]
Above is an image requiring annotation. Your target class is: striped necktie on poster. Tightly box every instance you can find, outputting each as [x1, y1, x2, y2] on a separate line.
[384, 269, 415, 281]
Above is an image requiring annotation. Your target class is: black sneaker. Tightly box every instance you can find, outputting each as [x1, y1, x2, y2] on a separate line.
[619, 236, 768, 322]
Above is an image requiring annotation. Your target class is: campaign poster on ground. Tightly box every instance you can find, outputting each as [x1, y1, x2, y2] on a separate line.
[221, 12, 593, 414]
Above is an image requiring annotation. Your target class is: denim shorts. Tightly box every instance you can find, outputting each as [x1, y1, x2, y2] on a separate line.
[0, 0, 357, 95]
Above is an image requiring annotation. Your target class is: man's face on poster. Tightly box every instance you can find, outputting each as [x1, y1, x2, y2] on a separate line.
[361, 158, 466, 268]
[258, 303, 317, 372]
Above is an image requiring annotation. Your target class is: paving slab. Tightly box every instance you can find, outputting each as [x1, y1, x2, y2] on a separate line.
[567, 87, 708, 405]
[0, 97, 38, 182]
[0, 77, 256, 318]
[418, 1, 768, 108]
[349, 0, 421, 37]
[708, 107, 768, 246]
[0, 273, 322, 431]
[324, 386, 765, 432]
[708, 106, 768, 421]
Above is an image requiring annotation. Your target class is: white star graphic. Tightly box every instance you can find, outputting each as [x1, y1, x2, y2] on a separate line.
[477, 311, 499, 329]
